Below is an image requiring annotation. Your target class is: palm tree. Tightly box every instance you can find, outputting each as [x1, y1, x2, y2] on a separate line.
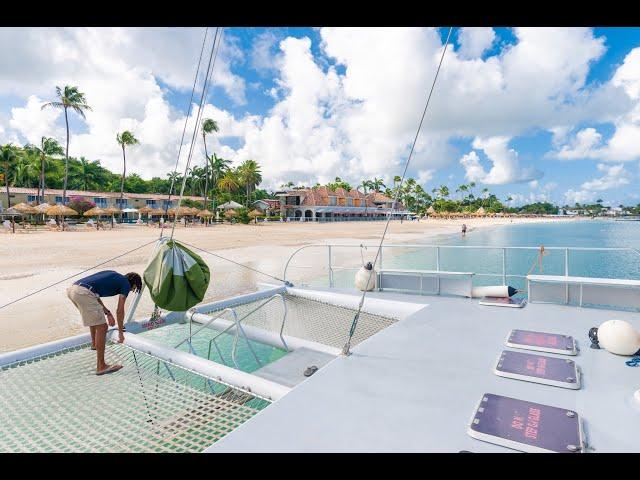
[76, 157, 102, 191]
[1, 144, 18, 209]
[237, 159, 262, 207]
[116, 131, 139, 221]
[357, 180, 371, 215]
[208, 153, 231, 211]
[370, 177, 386, 192]
[29, 137, 63, 203]
[481, 187, 490, 207]
[201, 118, 219, 209]
[438, 185, 450, 199]
[218, 169, 239, 195]
[41, 86, 91, 204]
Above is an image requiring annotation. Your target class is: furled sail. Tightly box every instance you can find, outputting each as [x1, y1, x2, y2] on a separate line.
[144, 239, 210, 311]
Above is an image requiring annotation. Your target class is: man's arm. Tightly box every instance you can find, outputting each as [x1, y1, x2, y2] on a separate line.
[95, 297, 116, 327]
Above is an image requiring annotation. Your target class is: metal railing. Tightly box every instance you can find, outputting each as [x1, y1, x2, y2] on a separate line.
[284, 244, 640, 291]
[175, 293, 291, 374]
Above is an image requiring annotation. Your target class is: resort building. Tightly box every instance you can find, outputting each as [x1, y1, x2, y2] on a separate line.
[276, 186, 409, 221]
[252, 199, 281, 215]
[0, 187, 203, 211]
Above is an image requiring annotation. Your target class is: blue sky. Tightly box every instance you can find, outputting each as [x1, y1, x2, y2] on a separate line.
[1, 27, 640, 207]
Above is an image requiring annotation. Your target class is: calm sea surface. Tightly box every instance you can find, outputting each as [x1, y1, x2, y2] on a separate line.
[375, 219, 640, 292]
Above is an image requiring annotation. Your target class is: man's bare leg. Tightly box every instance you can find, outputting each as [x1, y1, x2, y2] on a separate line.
[95, 323, 122, 375]
[90, 326, 97, 350]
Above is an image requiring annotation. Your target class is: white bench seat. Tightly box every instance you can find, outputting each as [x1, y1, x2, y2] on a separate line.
[527, 274, 640, 309]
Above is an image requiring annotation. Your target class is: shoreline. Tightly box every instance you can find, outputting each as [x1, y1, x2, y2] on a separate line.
[0, 216, 579, 352]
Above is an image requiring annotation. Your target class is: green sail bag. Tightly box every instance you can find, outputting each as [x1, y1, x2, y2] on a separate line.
[144, 239, 210, 311]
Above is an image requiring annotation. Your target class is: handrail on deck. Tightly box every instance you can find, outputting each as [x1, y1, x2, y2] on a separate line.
[283, 243, 640, 288]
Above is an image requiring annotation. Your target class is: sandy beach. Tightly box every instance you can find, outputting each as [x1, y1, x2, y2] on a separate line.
[0, 216, 575, 352]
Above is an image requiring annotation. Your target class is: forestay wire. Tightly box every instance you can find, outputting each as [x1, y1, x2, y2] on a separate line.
[342, 27, 454, 355]
[161, 27, 210, 232]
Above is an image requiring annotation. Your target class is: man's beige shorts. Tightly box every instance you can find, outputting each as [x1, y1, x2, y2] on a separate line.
[67, 285, 105, 327]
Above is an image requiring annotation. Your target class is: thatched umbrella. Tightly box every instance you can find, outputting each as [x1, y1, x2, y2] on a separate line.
[83, 207, 106, 217]
[426, 205, 435, 215]
[45, 204, 78, 231]
[168, 206, 192, 217]
[35, 202, 52, 213]
[83, 207, 105, 229]
[248, 209, 263, 224]
[12, 202, 37, 215]
[197, 209, 214, 218]
[101, 206, 120, 227]
[224, 209, 237, 221]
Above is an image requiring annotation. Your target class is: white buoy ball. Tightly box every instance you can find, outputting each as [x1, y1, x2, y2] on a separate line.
[597, 320, 640, 356]
[355, 262, 377, 291]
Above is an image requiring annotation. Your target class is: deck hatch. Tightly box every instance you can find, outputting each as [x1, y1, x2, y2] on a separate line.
[494, 350, 580, 389]
[468, 393, 584, 453]
[506, 329, 577, 355]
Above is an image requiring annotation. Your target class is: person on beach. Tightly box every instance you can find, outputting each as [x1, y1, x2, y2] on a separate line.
[462, 223, 467, 237]
[67, 270, 142, 375]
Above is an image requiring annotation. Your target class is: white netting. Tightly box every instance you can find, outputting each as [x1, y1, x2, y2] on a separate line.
[0, 343, 269, 452]
[206, 294, 397, 349]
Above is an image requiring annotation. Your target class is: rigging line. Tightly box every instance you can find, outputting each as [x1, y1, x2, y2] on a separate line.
[0, 239, 157, 311]
[179, 240, 288, 284]
[162, 27, 210, 227]
[342, 26, 454, 355]
[170, 27, 223, 239]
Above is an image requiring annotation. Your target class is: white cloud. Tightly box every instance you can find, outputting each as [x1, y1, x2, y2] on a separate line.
[0, 26, 637, 196]
[417, 169, 434, 184]
[550, 47, 640, 163]
[564, 163, 631, 204]
[457, 28, 496, 60]
[9, 95, 63, 145]
[459, 136, 542, 185]
[250, 31, 280, 74]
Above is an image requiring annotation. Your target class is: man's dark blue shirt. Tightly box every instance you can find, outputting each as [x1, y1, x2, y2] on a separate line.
[74, 270, 130, 298]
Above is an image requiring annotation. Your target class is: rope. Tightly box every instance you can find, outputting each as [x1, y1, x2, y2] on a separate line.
[342, 27, 454, 355]
[0, 239, 157, 311]
[170, 27, 224, 240]
[179, 240, 288, 284]
[161, 27, 210, 235]
[527, 245, 548, 275]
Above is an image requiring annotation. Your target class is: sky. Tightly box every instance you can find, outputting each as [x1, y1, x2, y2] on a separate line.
[1, 26, 640, 207]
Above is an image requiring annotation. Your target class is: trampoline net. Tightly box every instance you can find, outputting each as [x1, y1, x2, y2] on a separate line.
[0, 343, 269, 453]
[207, 293, 397, 349]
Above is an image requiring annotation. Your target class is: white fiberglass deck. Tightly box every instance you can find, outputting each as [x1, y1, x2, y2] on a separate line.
[209, 290, 640, 452]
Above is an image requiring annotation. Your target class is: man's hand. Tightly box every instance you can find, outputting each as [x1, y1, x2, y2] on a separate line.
[118, 330, 125, 344]
[106, 311, 116, 327]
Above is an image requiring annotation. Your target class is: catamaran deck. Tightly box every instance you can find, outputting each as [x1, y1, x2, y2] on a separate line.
[208, 290, 640, 452]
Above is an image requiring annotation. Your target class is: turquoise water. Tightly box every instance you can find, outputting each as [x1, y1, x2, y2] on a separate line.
[379, 220, 640, 293]
[140, 323, 287, 373]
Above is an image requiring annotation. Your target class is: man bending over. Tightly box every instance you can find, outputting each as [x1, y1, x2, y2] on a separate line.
[67, 270, 142, 375]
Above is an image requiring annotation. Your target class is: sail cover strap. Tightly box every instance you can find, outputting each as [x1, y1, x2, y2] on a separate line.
[144, 239, 211, 311]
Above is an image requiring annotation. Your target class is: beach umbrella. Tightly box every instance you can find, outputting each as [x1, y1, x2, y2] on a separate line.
[102, 206, 121, 227]
[224, 209, 237, 221]
[427, 206, 435, 215]
[12, 202, 38, 214]
[83, 207, 106, 217]
[35, 202, 52, 213]
[476, 207, 486, 216]
[168, 206, 192, 217]
[248, 209, 263, 224]
[138, 205, 154, 215]
[45, 204, 78, 231]
[197, 209, 214, 217]
[217, 200, 243, 210]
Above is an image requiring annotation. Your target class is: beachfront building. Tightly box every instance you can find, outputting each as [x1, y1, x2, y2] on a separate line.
[276, 186, 409, 221]
[0, 187, 203, 213]
[252, 199, 280, 215]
